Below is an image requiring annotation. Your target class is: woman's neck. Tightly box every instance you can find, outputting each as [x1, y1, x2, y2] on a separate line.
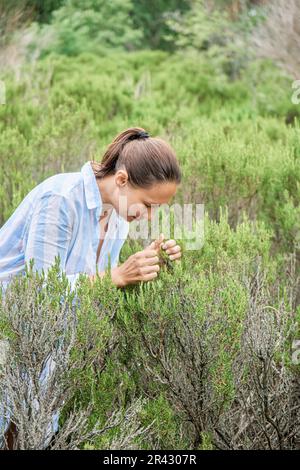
[97, 175, 115, 217]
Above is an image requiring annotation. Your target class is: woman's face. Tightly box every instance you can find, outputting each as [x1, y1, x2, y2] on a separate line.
[111, 170, 178, 222]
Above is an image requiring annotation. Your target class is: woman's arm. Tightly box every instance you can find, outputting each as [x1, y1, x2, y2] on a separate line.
[24, 192, 81, 291]
[88, 266, 124, 288]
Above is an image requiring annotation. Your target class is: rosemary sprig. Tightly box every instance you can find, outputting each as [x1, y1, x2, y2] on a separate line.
[158, 246, 174, 272]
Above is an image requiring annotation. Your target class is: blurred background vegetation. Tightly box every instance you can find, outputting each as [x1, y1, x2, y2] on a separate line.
[0, 0, 299, 450]
[1, 0, 299, 258]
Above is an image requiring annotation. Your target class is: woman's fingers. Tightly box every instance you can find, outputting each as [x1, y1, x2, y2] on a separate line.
[144, 249, 158, 258]
[141, 271, 159, 281]
[132, 236, 181, 285]
[165, 244, 181, 256]
[142, 264, 160, 274]
[155, 233, 165, 249]
[161, 239, 176, 250]
[134, 249, 160, 268]
[161, 239, 181, 255]
[160, 239, 182, 261]
[136, 253, 159, 266]
[147, 233, 165, 251]
[144, 255, 160, 265]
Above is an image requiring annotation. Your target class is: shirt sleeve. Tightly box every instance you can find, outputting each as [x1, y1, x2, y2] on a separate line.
[110, 219, 130, 268]
[24, 192, 84, 292]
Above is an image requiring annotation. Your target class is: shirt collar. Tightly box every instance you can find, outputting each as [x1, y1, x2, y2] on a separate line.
[81, 160, 129, 234]
[81, 161, 102, 217]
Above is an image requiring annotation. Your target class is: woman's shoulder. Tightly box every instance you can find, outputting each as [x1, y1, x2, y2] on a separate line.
[37, 171, 83, 200]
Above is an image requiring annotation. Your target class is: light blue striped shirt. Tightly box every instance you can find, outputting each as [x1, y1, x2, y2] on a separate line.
[0, 161, 130, 294]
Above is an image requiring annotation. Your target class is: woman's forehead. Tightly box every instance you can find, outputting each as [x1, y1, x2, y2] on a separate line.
[139, 181, 177, 201]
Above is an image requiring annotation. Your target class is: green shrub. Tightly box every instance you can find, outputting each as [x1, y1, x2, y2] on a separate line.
[1, 51, 299, 258]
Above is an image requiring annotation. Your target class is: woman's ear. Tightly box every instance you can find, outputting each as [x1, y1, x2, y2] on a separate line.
[115, 169, 129, 187]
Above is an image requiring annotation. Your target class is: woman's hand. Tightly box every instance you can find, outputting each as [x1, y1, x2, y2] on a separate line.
[89, 233, 181, 288]
[110, 245, 161, 287]
[148, 233, 182, 263]
[160, 237, 182, 263]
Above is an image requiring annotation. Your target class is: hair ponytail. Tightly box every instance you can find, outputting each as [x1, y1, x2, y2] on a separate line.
[91, 127, 181, 188]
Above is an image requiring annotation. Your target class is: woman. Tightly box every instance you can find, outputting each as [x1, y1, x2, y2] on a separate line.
[0, 127, 182, 448]
[0, 127, 182, 292]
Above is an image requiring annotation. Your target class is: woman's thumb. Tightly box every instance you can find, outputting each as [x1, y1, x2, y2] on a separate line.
[148, 233, 165, 251]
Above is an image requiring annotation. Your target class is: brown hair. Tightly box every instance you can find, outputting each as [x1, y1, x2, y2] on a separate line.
[90, 127, 181, 188]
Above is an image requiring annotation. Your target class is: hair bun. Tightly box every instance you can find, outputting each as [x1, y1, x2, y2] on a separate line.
[128, 130, 150, 141]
